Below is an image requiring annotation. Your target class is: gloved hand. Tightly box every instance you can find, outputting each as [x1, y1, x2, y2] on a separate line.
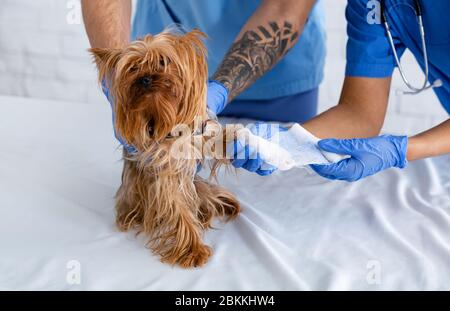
[310, 135, 408, 182]
[228, 122, 286, 176]
[207, 80, 229, 115]
[102, 81, 137, 153]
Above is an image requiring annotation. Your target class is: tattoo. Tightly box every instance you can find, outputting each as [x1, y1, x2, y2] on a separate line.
[212, 21, 299, 101]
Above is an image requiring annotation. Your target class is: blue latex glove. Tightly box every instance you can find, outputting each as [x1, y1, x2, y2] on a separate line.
[207, 80, 228, 115]
[229, 122, 286, 176]
[102, 81, 137, 153]
[310, 135, 408, 182]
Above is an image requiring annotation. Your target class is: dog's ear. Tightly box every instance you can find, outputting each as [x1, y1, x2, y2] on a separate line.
[89, 48, 122, 82]
[89, 48, 121, 66]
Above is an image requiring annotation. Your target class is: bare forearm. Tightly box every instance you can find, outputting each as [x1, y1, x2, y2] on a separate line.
[303, 74, 450, 161]
[303, 77, 391, 138]
[303, 105, 381, 139]
[212, 0, 316, 101]
[81, 0, 131, 48]
[407, 119, 450, 161]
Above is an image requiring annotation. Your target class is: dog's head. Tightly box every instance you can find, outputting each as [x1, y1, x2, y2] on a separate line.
[90, 29, 208, 151]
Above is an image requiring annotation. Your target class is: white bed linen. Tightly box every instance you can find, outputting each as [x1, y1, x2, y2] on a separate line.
[0, 95, 449, 290]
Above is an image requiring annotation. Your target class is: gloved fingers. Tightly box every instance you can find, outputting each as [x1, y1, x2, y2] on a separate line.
[207, 80, 228, 115]
[310, 158, 363, 182]
[234, 138, 261, 163]
[317, 139, 358, 156]
[231, 158, 247, 169]
[328, 159, 360, 181]
[231, 157, 262, 172]
[230, 134, 275, 174]
[309, 164, 339, 180]
[256, 170, 276, 176]
[226, 139, 243, 164]
[230, 140, 253, 169]
[231, 158, 276, 176]
[256, 165, 277, 176]
[242, 157, 264, 172]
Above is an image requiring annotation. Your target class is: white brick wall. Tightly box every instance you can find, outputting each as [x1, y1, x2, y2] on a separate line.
[0, 0, 446, 135]
[0, 0, 103, 103]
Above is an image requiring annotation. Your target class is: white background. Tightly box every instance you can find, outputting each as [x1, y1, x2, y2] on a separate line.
[0, 0, 447, 135]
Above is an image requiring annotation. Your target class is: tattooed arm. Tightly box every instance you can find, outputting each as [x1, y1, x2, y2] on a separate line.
[212, 0, 317, 102]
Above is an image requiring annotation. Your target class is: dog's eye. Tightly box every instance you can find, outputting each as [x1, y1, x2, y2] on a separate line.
[160, 58, 171, 67]
[137, 76, 153, 89]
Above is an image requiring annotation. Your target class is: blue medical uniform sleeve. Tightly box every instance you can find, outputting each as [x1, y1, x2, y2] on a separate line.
[345, 0, 406, 78]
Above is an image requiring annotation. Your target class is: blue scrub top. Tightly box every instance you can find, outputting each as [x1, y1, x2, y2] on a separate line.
[346, 0, 450, 113]
[132, 0, 326, 100]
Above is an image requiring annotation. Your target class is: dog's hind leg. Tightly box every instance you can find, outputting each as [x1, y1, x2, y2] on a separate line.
[211, 184, 241, 220]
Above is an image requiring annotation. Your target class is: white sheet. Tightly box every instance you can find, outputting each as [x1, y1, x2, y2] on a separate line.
[1, 95, 449, 290]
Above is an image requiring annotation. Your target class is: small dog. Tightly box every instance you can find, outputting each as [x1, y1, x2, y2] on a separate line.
[90, 30, 240, 268]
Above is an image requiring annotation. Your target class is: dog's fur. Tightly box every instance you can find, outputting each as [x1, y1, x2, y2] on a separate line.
[91, 30, 240, 268]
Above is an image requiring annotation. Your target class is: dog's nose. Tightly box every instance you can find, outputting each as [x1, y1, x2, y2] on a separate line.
[138, 76, 153, 88]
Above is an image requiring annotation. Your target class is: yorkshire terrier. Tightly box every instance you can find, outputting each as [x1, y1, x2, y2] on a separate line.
[90, 29, 240, 268]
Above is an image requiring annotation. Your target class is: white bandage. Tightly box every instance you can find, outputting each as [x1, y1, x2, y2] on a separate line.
[235, 123, 348, 171]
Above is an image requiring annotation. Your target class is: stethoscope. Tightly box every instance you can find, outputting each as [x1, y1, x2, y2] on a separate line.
[380, 0, 443, 95]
